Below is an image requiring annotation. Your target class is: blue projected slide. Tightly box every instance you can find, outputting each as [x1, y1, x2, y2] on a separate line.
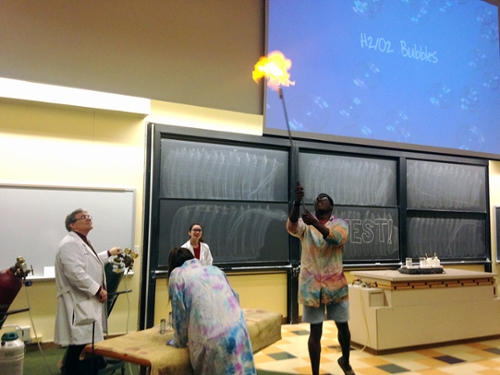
[265, 0, 500, 157]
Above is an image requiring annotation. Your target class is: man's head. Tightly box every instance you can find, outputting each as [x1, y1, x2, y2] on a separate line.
[65, 208, 93, 235]
[313, 193, 334, 214]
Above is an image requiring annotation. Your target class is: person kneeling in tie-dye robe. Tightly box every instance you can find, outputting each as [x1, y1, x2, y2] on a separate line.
[166, 247, 256, 375]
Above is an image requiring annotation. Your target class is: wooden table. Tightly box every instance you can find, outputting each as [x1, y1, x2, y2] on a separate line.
[83, 308, 282, 375]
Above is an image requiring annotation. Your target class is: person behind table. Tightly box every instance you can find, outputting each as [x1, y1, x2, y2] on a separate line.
[54, 209, 122, 375]
[286, 183, 355, 375]
[181, 222, 213, 265]
[166, 247, 256, 375]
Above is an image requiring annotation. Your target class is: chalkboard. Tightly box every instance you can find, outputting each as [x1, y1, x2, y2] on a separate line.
[407, 160, 486, 211]
[299, 153, 397, 206]
[297, 152, 399, 262]
[157, 138, 290, 267]
[407, 216, 486, 259]
[160, 139, 288, 201]
[158, 200, 289, 266]
[0, 184, 135, 278]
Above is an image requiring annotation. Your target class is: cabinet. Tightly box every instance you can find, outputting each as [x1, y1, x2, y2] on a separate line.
[349, 268, 500, 354]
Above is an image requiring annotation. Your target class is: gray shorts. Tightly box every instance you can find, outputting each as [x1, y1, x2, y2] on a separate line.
[302, 301, 350, 324]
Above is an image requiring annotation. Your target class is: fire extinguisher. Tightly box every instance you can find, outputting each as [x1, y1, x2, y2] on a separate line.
[0, 257, 32, 329]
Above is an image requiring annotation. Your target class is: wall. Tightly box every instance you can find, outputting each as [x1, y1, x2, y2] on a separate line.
[0, 1, 264, 114]
[0, 98, 145, 341]
[0, 95, 285, 343]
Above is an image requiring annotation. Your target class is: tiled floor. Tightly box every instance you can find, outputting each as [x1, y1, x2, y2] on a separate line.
[254, 321, 500, 375]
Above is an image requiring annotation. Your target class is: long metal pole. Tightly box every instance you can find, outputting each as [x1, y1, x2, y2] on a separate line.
[279, 87, 300, 324]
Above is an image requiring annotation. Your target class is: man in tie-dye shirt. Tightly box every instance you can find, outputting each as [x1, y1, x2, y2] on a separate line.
[286, 183, 355, 375]
[166, 247, 256, 375]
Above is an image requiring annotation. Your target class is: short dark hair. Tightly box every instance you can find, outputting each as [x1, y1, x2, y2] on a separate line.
[65, 208, 85, 231]
[167, 247, 195, 278]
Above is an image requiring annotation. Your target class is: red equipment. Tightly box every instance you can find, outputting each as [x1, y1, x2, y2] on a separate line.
[0, 257, 32, 329]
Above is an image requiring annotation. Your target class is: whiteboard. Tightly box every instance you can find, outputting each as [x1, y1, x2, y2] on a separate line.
[0, 184, 135, 278]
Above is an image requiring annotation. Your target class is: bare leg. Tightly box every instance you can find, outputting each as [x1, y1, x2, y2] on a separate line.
[308, 322, 323, 375]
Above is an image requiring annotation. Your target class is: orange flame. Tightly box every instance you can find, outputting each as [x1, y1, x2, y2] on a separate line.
[252, 51, 295, 90]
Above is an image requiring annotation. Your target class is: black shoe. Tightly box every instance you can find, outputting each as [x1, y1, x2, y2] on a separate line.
[338, 357, 355, 375]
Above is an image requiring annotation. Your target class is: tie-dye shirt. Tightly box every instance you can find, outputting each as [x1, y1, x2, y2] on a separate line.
[286, 215, 349, 307]
[168, 259, 256, 375]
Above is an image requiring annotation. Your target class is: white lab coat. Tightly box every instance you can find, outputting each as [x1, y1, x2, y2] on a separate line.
[54, 231, 109, 346]
[181, 241, 214, 266]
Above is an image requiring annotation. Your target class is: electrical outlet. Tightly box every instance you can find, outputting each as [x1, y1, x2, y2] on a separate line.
[16, 325, 31, 342]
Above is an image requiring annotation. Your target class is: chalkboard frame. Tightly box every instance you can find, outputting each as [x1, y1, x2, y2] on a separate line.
[141, 123, 492, 329]
[405, 158, 489, 262]
[145, 126, 492, 271]
[155, 136, 292, 268]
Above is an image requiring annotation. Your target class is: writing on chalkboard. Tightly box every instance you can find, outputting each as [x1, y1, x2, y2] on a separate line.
[334, 207, 399, 261]
[299, 151, 399, 261]
[346, 217, 393, 245]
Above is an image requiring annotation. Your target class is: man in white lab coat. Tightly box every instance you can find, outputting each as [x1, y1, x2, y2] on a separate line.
[54, 209, 122, 375]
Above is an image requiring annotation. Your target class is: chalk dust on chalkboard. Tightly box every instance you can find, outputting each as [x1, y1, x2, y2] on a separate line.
[299, 153, 397, 206]
[161, 140, 288, 201]
[407, 216, 485, 259]
[158, 201, 290, 266]
[407, 160, 486, 211]
[170, 205, 287, 261]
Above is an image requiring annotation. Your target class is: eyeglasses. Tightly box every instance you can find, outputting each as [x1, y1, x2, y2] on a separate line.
[75, 215, 92, 221]
[191, 228, 202, 232]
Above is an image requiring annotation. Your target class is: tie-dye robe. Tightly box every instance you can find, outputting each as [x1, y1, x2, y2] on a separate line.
[286, 215, 349, 307]
[168, 259, 256, 375]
